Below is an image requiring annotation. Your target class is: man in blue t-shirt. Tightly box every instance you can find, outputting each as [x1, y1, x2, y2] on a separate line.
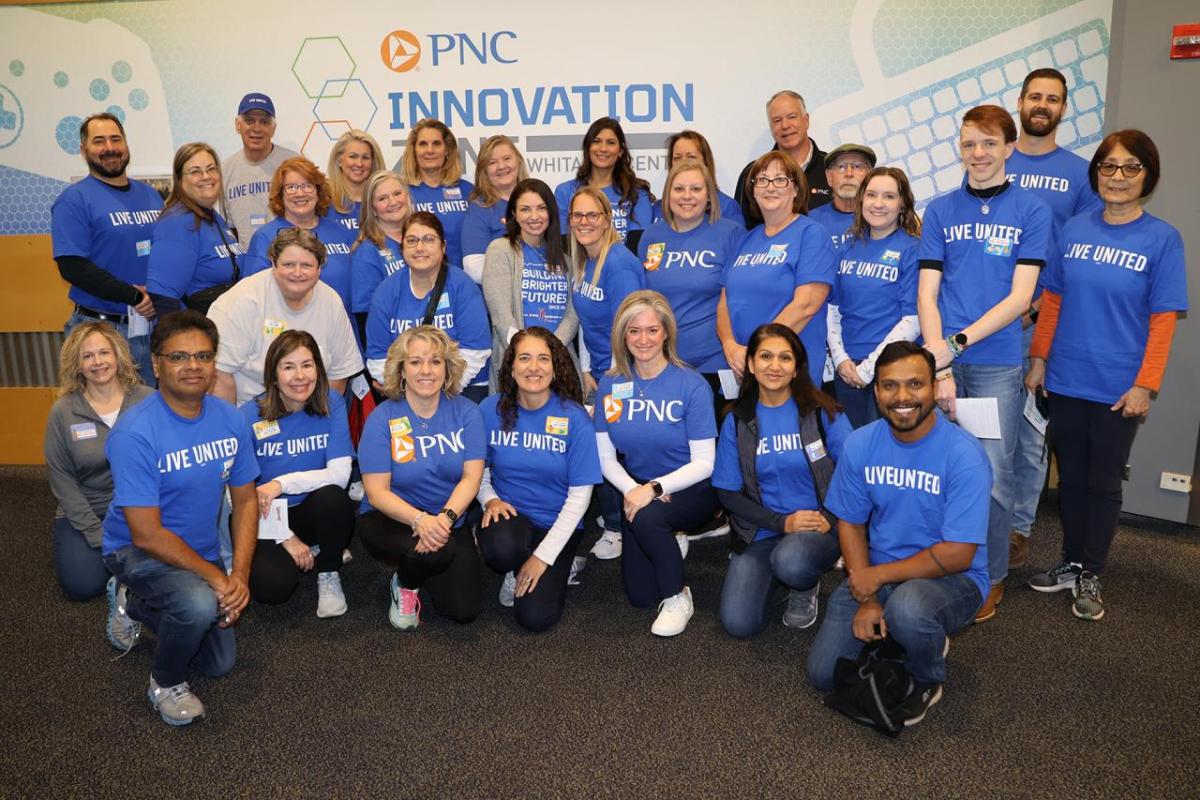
[807, 342, 991, 726]
[51, 112, 164, 385]
[101, 311, 259, 726]
[1005, 68, 1103, 572]
[808, 143, 875, 249]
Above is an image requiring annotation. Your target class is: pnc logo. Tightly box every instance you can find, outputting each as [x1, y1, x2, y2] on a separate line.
[604, 396, 623, 424]
[382, 30, 421, 73]
[391, 433, 416, 463]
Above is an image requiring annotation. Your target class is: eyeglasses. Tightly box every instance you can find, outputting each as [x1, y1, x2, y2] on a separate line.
[753, 175, 794, 189]
[403, 234, 442, 247]
[184, 165, 220, 178]
[156, 351, 216, 364]
[568, 211, 606, 224]
[831, 162, 869, 174]
[1097, 162, 1144, 178]
[283, 182, 316, 195]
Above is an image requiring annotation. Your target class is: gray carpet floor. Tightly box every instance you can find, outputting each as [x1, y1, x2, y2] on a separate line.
[2, 466, 1197, 799]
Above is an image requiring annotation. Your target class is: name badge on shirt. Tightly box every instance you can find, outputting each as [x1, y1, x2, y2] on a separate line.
[135, 240, 152, 257]
[984, 237, 1013, 257]
[253, 419, 281, 440]
[804, 440, 828, 462]
[443, 187, 462, 200]
[611, 381, 634, 400]
[378, 247, 392, 259]
[880, 249, 901, 266]
[250, 214, 267, 227]
[263, 319, 287, 337]
[70, 422, 98, 441]
[436, 293, 451, 311]
[389, 416, 413, 436]
[546, 416, 569, 436]
[768, 243, 789, 259]
[644, 242, 665, 271]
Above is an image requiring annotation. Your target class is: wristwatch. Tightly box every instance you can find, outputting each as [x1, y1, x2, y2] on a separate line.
[649, 481, 664, 498]
[440, 507, 459, 523]
[946, 332, 969, 355]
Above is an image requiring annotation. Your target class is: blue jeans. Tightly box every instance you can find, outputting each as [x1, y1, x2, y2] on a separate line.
[103, 545, 236, 688]
[952, 362, 1023, 585]
[807, 574, 981, 690]
[719, 531, 841, 638]
[834, 373, 878, 429]
[1011, 326, 1049, 536]
[65, 309, 154, 387]
[52, 517, 110, 600]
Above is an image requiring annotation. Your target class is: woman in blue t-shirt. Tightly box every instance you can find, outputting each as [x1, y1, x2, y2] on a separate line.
[325, 129, 385, 234]
[827, 167, 922, 427]
[478, 328, 601, 632]
[717, 151, 835, 387]
[594, 290, 719, 637]
[357, 326, 486, 631]
[399, 118, 474, 270]
[713, 323, 851, 637]
[240, 330, 355, 618]
[350, 171, 410, 330]
[554, 117, 655, 246]
[147, 142, 244, 316]
[1025, 130, 1188, 622]
[461, 135, 528, 284]
[482, 178, 578, 389]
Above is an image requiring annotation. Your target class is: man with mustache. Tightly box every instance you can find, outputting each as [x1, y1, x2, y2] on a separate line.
[221, 93, 298, 251]
[51, 112, 164, 385]
[1005, 68, 1103, 572]
[807, 341, 992, 726]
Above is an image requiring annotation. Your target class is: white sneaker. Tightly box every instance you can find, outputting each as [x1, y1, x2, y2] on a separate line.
[499, 571, 516, 607]
[347, 480, 365, 502]
[148, 676, 205, 726]
[568, 556, 586, 586]
[342, 548, 353, 564]
[591, 530, 622, 560]
[316, 571, 347, 618]
[676, 533, 690, 560]
[651, 586, 694, 637]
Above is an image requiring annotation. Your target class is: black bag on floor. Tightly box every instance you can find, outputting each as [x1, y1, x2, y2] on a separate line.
[822, 638, 913, 738]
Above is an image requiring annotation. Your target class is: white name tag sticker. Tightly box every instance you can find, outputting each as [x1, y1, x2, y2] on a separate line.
[253, 419, 281, 440]
[805, 439, 828, 461]
[135, 240, 152, 257]
[443, 187, 462, 200]
[250, 214, 267, 227]
[611, 381, 634, 400]
[70, 422, 98, 441]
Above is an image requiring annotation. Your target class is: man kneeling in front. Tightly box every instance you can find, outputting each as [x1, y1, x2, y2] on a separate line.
[807, 341, 991, 725]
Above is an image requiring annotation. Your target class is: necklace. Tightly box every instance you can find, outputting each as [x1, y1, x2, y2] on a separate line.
[970, 184, 1005, 216]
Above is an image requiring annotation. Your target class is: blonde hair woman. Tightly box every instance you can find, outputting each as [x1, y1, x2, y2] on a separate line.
[326, 129, 386, 232]
[461, 135, 528, 282]
[399, 118, 473, 269]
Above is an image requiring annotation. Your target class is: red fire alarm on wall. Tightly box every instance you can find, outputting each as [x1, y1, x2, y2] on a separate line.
[1171, 24, 1200, 59]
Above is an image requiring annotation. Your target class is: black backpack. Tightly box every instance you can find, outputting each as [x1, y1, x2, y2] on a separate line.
[822, 639, 913, 737]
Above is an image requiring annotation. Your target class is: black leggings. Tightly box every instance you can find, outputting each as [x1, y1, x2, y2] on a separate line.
[478, 512, 581, 633]
[250, 485, 355, 605]
[1048, 392, 1140, 574]
[357, 510, 482, 623]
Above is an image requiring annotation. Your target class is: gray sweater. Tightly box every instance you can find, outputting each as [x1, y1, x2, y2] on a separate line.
[44, 384, 154, 546]
[481, 237, 579, 388]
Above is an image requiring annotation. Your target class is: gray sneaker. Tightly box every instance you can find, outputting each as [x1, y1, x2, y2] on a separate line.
[1028, 560, 1082, 593]
[148, 677, 206, 726]
[105, 576, 142, 653]
[316, 571, 348, 618]
[782, 586, 819, 629]
[1072, 571, 1105, 621]
[499, 571, 516, 608]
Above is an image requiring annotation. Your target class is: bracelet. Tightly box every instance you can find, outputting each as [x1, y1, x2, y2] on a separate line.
[412, 511, 426, 528]
[935, 368, 953, 381]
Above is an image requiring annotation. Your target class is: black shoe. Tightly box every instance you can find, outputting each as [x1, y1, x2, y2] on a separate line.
[899, 682, 943, 726]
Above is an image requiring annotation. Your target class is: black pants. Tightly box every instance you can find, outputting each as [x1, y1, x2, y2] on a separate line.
[478, 512, 581, 633]
[250, 485, 355, 605]
[357, 510, 482, 623]
[1048, 392, 1140, 574]
[621, 480, 720, 607]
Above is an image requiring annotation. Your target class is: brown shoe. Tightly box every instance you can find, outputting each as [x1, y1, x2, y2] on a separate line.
[974, 583, 1005, 624]
[1009, 531, 1029, 569]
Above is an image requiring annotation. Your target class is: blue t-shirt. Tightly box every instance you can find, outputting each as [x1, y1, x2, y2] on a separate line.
[521, 243, 570, 330]
[724, 215, 836, 385]
[326, 201, 362, 235]
[460, 199, 507, 261]
[239, 388, 354, 507]
[357, 394, 486, 520]
[554, 180, 655, 242]
[637, 218, 745, 372]
[713, 403, 852, 541]
[1042, 211, 1189, 405]
[102, 393, 259, 561]
[593, 364, 716, 480]
[833, 229, 920, 361]
[918, 184, 1052, 365]
[479, 393, 602, 530]
[408, 179, 474, 269]
[807, 204, 855, 250]
[51, 176, 164, 315]
[1006, 148, 1103, 231]
[350, 236, 406, 314]
[573, 246, 647, 377]
[145, 206, 243, 301]
[243, 217, 356, 314]
[825, 416, 992, 602]
[365, 265, 492, 382]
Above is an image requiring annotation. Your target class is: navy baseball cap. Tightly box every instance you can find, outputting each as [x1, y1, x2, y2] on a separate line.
[237, 93, 276, 117]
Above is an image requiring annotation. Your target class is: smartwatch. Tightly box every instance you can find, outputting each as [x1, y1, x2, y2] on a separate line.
[440, 508, 459, 523]
[649, 481, 665, 498]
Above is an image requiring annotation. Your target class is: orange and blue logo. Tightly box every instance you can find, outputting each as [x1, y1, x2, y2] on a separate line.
[603, 396, 623, 424]
[381, 30, 421, 73]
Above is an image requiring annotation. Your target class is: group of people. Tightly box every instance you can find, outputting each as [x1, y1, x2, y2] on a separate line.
[46, 71, 1187, 728]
